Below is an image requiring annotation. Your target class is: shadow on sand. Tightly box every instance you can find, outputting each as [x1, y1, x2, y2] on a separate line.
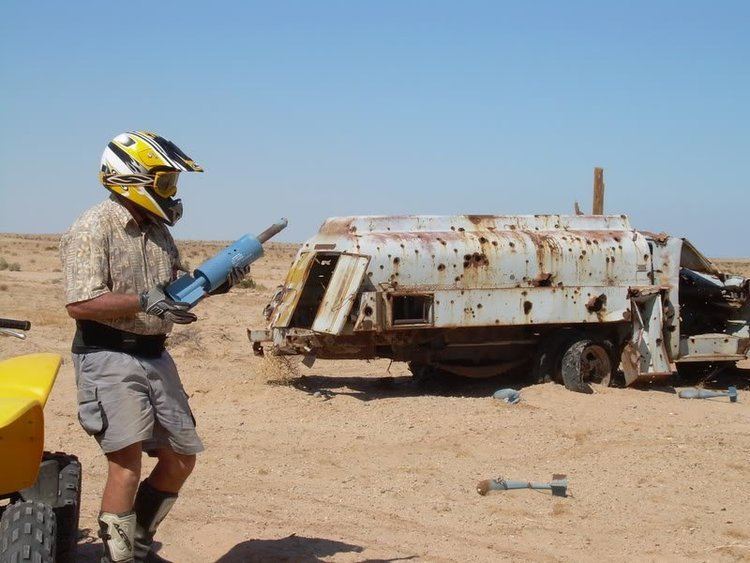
[216, 533, 417, 562]
[285, 372, 520, 401]
[281, 365, 750, 401]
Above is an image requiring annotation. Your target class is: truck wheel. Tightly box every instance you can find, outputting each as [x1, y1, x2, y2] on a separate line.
[560, 339, 615, 394]
[0, 501, 56, 562]
[531, 331, 579, 383]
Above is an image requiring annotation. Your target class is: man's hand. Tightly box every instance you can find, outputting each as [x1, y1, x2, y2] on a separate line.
[140, 286, 197, 324]
[209, 265, 250, 295]
[227, 265, 250, 287]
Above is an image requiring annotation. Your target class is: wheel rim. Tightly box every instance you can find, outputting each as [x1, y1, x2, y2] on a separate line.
[580, 344, 612, 386]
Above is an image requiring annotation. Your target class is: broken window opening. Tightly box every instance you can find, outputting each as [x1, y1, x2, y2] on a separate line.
[392, 295, 433, 326]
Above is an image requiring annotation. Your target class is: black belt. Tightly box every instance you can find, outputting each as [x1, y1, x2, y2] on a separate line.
[72, 320, 167, 358]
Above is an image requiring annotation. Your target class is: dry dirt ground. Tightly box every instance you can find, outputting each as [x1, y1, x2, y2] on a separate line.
[1, 234, 749, 562]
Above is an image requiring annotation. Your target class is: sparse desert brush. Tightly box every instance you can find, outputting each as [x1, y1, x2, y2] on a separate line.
[8, 263, 21, 272]
[45, 245, 57, 251]
[0, 257, 7, 271]
[237, 278, 265, 290]
[0, 284, 8, 292]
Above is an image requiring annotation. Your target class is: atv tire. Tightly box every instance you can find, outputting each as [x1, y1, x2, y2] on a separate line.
[52, 454, 82, 563]
[0, 501, 56, 563]
[19, 452, 81, 562]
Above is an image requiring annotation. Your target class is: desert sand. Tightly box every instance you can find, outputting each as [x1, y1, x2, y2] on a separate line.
[1, 233, 748, 562]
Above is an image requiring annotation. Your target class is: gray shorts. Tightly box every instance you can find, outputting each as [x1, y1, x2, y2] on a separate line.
[73, 350, 204, 455]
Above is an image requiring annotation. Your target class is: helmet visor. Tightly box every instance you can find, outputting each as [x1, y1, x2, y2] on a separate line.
[153, 171, 180, 198]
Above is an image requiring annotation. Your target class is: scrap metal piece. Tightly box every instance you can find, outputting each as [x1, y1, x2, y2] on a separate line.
[677, 386, 738, 402]
[476, 474, 568, 497]
[492, 388, 520, 404]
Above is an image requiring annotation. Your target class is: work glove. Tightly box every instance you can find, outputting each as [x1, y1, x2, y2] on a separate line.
[210, 265, 250, 295]
[228, 264, 250, 286]
[140, 285, 198, 324]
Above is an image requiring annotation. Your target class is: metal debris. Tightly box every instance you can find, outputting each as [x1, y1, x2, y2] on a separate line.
[476, 474, 568, 497]
[492, 388, 520, 404]
[678, 386, 738, 403]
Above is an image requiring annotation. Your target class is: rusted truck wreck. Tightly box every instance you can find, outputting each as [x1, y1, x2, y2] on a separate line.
[250, 215, 749, 393]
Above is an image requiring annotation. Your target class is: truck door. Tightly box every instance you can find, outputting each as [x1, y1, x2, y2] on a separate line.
[311, 254, 370, 335]
[621, 289, 673, 385]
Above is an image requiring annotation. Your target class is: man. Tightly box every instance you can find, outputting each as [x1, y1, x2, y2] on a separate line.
[60, 131, 245, 562]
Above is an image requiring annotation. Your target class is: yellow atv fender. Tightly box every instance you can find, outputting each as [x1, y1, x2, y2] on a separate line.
[0, 353, 62, 495]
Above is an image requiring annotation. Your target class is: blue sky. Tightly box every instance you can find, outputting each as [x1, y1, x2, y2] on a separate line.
[1, 1, 747, 255]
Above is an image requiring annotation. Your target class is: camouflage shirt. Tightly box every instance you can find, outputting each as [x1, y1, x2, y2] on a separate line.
[60, 195, 181, 335]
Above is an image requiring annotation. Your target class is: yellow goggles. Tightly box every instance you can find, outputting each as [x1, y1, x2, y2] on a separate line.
[152, 171, 179, 198]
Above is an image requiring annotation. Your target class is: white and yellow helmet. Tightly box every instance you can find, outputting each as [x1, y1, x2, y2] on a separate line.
[99, 131, 203, 225]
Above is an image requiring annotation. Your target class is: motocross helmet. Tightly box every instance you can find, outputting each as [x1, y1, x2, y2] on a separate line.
[99, 131, 203, 225]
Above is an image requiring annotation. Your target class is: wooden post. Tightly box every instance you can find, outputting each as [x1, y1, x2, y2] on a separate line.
[592, 167, 604, 215]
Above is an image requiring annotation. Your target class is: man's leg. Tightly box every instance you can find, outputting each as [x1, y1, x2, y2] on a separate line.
[149, 448, 196, 493]
[99, 443, 142, 562]
[103, 443, 143, 512]
[133, 449, 196, 561]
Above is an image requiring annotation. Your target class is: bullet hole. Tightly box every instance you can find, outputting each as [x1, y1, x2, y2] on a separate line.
[379, 265, 384, 270]
[458, 227, 465, 232]
[479, 237, 488, 244]
[464, 254, 472, 261]
[363, 306, 373, 316]
[393, 257, 400, 265]
[523, 301, 533, 314]
[438, 264, 446, 271]
[492, 240, 498, 247]
[509, 242, 515, 248]
[477, 303, 483, 309]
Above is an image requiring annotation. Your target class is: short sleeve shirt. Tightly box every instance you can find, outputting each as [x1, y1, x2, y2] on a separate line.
[60, 196, 181, 335]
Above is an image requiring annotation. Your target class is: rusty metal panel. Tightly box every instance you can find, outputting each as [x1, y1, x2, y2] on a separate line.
[311, 254, 370, 335]
[302, 215, 652, 295]
[677, 334, 747, 362]
[645, 234, 682, 359]
[621, 293, 672, 385]
[421, 286, 629, 327]
[353, 291, 380, 332]
[271, 252, 316, 328]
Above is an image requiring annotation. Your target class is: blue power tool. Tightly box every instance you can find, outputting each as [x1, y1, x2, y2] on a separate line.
[166, 218, 288, 307]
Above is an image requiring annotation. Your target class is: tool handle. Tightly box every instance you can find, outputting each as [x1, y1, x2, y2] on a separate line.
[0, 318, 31, 331]
[257, 218, 288, 244]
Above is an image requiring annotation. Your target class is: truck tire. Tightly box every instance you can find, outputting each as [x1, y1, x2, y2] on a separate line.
[531, 331, 579, 384]
[0, 501, 56, 563]
[560, 338, 615, 394]
[19, 452, 82, 562]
